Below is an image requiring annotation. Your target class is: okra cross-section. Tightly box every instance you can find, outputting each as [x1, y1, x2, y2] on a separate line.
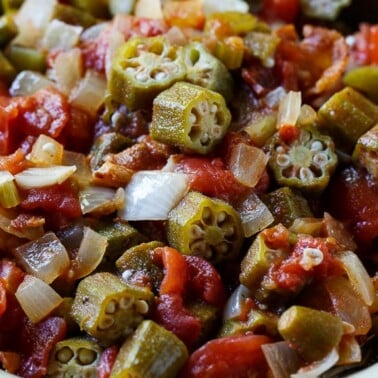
[47, 337, 102, 377]
[71, 272, 153, 346]
[167, 191, 243, 263]
[267, 127, 337, 195]
[108, 35, 187, 110]
[151, 82, 231, 154]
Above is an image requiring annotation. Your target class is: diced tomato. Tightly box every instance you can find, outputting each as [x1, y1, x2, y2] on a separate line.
[261, 0, 299, 23]
[0, 102, 21, 155]
[278, 124, 300, 144]
[262, 224, 290, 250]
[185, 256, 227, 307]
[20, 181, 82, 219]
[173, 156, 249, 203]
[0, 260, 25, 294]
[152, 294, 202, 350]
[0, 149, 28, 174]
[97, 346, 119, 378]
[80, 35, 108, 74]
[163, 1, 205, 29]
[180, 334, 271, 378]
[0, 351, 21, 374]
[131, 17, 168, 37]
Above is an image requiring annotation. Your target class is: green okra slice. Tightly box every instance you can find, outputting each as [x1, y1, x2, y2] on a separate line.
[54, 3, 97, 28]
[260, 187, 313, 227]
[151, 82, 231, 154]
[167, 191, 243, 263]
[239, 232, 289, 290]
[115, 241, 164, 293]
[109, 35, 187, 110]
[353, 123, 378, 179]
[47, 337, 102, 377]
[183, 42, 234, 102]
[70, 0, 109, 18]
[278, 305, 344, 362]
[110, 320, 188, 378]
[318, 86, 378, 152]
[267, 127, 338, 195]
[0, 14, 17, 46]
[71, 272, 153, 346]
[7, 45, 46, 72]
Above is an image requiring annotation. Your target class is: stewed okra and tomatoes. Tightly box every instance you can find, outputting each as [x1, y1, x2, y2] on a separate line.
[0, 0, 377, 377]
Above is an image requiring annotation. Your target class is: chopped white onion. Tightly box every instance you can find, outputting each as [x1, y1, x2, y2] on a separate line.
[291, 348, 339, 378]
[63, 151, 92, 188]
[79, 186, 125, 215]
[337, 250, 375, 306]
[134, 0, 164, 19]
[120, 171, 188, 221]
[223, 284, 251, 321]
[80, 22, 108, 42]
[109, 0, 136, 15]
[29, 134, 64, 166]
[277, 91, 302, 128]
[9, 71, 53, 97]
[69, 70, 107, 115]
[42, 19, 83, 51]
[235, 192, 274, 238]
[105, 29, 125, 80]
[262, 341, 301, 378]
[52, 48, 83, 96]
[13, 232, 70, 284]
[202, 0, 249, 15]
[265, 86, 287, 109]
[67, 226, 108, 281]
[14, 165, 77, 189]
[228, 143, 269, 187]
[15, 275, 63, 323]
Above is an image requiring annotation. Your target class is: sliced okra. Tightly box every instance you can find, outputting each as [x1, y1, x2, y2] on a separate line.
[6, 44, 46, 73]
[110, 320, 188, 378]
[108, 35, 187, 110]
[267, 127, 338, 195]
[167, 191, 243, 263]
[70, 0, 110, 18]
[183, 42, 234, 102]
[47, 337, 102, 377]
[151, 82, 231, 154]
[71, 272, 153, 346]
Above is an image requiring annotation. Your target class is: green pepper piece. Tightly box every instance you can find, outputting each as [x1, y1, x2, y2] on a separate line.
[90, 132, 132, 170]
[167, 191, 243, 263]
[54, 3, 97, 28]
[260, 187, 313, 227]
[353, 123, 378, 179]
[70, 0, 109, 18]
[71, 272, 154, 346]
[109, 35, 187, 110]
[0, 14, 17, 46]
[343, 66, 378, 103]
[95, 220, 147, 263]
[318, 87, 378, 152]
[300, 0, 351, 21]
[151, 82, 231, 154]
[240, 232, 289, 290]
[47, 337, 102, 377]
[278, 305, 344, 362]
[7, 45, 46, 72]
[116, 241, 164, 293]
[110, 320, 188, 378]
[183, 42, 234, 103]
[219, 309, 278, 337]
[0, 50, 15, 83]
[1, 0, 23, 13]
[267, 127, 338, 195]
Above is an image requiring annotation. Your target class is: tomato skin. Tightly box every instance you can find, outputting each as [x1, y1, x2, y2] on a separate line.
[180, 334, 271, 378]
[97, 346, 119, 378]
[261, 0, 299, 23]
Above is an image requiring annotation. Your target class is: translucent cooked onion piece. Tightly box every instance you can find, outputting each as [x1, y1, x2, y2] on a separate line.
[67, 227, 108, 281]
[223, 284, 251, 321]
[227, 143, 268, 187]
[13, 232, 70, 284]
[29, 135, 64, 166]
[291, 348, 339, 378]
[15, 275, 63, 323]
[337, 250, 375, 306]
[120, 171, 188, 221]
[202, 0, 249, 15]
[62, 151, 92, 188]
[14, 165, 77, 189]
[277, 91, 302, 128]
[79, 186, 125, 215]
[9, 70, 53, 97]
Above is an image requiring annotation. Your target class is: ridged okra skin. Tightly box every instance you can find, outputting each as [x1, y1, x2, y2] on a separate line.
[110, 320, 188, 378]
[167, 191, 243, 264]
[151, 82, 231, 154]
[47, 337, 102, 378]
[108, 35, 187, 110]
[318, 86, 378, 152]
[183, 42, 234, 102]
[71, 272, 153, 346]
[278, 305, 344, 362]
[267, 127, 338, 195]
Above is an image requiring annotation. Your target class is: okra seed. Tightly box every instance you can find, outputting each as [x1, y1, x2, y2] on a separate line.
[189, 113, 197, 125]
[210, 104, 218, 114]
[120, 296, 133, 310]
[216, 242, 229, 254]
[310, 140, 323, 152]
[105, 300, 117, 314]
[313, 152, 329, 167]
[153, 71, 168, 81]
[217, 211, 227, 223]
[135, 72, 149, 82]
[135, 299, 149, 314]
[276, 146, 285, 154]
[56, 346, 74, 364]
[223, 224, 235, 237]
[190, 224, 205, 240]
[200, 132, 210, 144]
[202, 207, 212, 223]
[199, 101, 209, 115]
[190, 240, 208, 256]
[299, 129, 311, 143]
[299, 167, 314, 182]
[77, 348, 97, 365]
[276, 153, 291, 168]
[98, 316, 115, 330]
